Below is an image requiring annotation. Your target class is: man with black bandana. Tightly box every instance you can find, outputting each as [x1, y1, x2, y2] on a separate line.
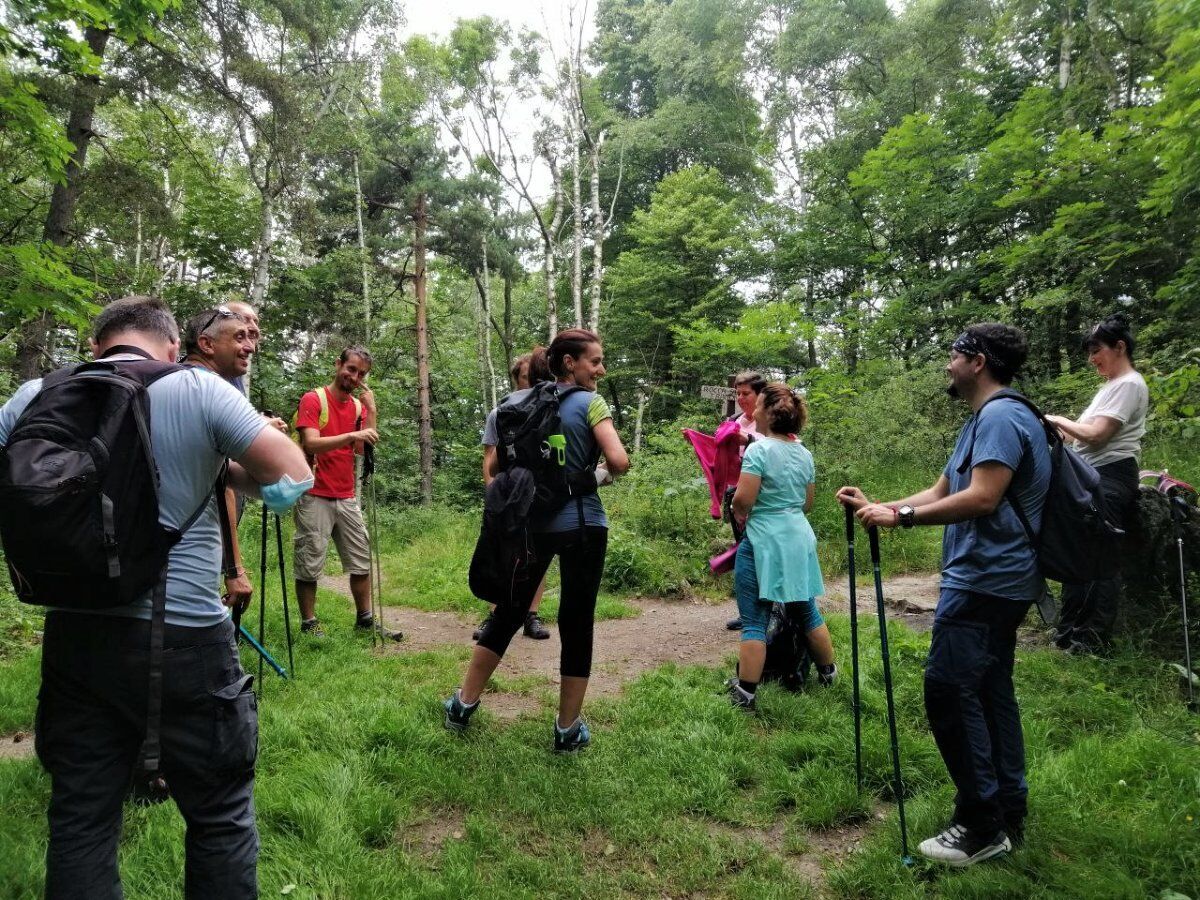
[837, 323, 1051, 868]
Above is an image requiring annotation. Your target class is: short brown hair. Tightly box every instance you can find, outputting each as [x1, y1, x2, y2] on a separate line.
[761, 382, 807, 434]
[339, 345, 373, 368]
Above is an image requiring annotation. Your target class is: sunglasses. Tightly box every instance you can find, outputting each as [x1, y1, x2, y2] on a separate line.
[199, 305, 237, 335]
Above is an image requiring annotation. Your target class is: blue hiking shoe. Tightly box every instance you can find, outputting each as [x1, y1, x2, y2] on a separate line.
[553, 717, 591, 753]
[443, 690, 479, 732]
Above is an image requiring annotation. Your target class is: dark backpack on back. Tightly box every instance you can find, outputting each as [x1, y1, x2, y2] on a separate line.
[0, 350, 191, 607]
[468, 383, 599, 608]
[762, 603, 813, 691]
[964, 389, 1122, 584]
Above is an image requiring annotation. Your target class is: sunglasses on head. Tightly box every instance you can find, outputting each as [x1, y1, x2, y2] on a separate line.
[199, 305, 237, 335]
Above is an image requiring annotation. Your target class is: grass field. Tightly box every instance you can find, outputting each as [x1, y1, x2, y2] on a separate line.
[1, 505, 1198, 899]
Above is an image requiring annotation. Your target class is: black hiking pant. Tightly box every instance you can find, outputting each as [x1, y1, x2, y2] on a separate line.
[924, 590, 1031, 839]
[477, 527, 608, 677]
[1057, 456, 1140, 650]
[37, 613, 259, 899]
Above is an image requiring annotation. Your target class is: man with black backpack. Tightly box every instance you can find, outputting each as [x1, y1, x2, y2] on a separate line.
[837, 323, 1051, 868]
[0, 296, 311, 898]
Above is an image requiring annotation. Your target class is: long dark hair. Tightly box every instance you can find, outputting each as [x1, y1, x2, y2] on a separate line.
[548, 328, 601, 378]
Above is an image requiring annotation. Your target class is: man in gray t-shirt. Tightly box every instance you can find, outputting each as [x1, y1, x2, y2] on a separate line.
[0, 297, 310, 898]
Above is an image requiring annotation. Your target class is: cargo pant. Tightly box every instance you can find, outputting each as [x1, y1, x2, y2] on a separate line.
[37, 613, 259, 899]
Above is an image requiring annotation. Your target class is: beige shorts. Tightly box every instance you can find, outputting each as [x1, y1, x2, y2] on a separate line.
[292, 493, 372, 581]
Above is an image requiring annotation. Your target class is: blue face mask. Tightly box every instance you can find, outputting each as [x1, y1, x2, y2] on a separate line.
[261, 473, 314, 514]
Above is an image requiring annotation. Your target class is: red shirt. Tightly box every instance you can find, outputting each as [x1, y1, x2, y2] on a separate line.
[295, 387, 361, 499]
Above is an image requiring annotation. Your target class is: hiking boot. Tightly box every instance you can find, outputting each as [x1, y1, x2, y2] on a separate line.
[553, 717, 591, 753]
[917, 824, 1011, 867]
[523, 612, 551, 640]
[816, 663, 838, 687]
[443, 690, 479, 732]
[725, 677, 757, 712]
[355, 614, 403, 642]
[300, 618, 326, 638]
[473, 612, 495, 642]
[726, 617, 744, 631]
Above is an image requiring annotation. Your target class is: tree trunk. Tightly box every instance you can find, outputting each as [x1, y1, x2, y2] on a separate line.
[633, 388, 649, 454]
[545, 155, 564, 341]
[17, 24, 111, 380]
[481, 236, 498, 409]
[249, 192, 274, 305]
[501, 273, 514, 375]
[589, 132, 604, 331]
[805, 276, 817, 368]
[1059, 0, 1074, 91]
[571, 119, 583, 328]
[353, 153, 371, 339]
[414, 193, 433, 505]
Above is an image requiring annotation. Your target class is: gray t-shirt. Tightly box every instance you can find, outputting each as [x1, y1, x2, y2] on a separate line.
[1073, 370, 1148, 467]
[481, 388, 533, 447]
[0, 361, 266, 627]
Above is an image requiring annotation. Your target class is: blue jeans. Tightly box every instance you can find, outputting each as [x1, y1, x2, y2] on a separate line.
[924, 589, 1031, 837]
[734, 539, 823, 643]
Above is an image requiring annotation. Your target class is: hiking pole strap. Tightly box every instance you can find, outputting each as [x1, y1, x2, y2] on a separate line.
[141, 567, 169, 774]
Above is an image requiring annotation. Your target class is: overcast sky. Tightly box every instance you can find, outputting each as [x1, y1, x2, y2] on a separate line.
[400, 0, 597, 45]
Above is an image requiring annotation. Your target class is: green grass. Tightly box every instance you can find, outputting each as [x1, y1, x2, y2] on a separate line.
[1, 526, 1198, 897]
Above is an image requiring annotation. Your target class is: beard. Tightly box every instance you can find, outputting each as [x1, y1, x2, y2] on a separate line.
[945, 382, 959, 399]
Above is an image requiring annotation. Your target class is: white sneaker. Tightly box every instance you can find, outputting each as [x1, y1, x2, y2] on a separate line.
[918, 824, 1011, 867]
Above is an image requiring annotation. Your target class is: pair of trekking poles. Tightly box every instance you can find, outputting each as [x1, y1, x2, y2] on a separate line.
[232, 503, 295, 683]
[844, 506, 914, 866]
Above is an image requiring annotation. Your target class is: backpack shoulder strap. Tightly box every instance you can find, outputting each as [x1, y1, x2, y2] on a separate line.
[317, 387, 331, 430]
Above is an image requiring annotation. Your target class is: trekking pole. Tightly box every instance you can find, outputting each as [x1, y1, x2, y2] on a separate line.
[362, 442, 384, 649]
[867, 525, 913, 866]
[845, 505, 863, 794]
[1169, 491, 1196, 710]
[274, 512, 296, 678]
[258, 499, 268, 687]
[238, 624, 288, 679]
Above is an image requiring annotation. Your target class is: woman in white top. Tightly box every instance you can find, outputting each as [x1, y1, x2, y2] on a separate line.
[1046, 314, 1149, 653]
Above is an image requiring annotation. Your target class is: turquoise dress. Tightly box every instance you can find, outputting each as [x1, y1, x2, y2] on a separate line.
[741, 438, 824, 603]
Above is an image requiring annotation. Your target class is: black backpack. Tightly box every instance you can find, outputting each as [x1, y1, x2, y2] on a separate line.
[468, 383, 599, 608]
[962, 389, 1122, 584]
[762, 603, 813, 690]
[0, 348, 191, 607]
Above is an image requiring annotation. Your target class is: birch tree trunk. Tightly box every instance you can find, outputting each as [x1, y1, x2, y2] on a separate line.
[570, 112, 584, 327]
[1059, 0, 1074, 90]
[18, 24, 111, 379]
[588, 131, 604, 332]
[353, 153, 371, 338]
[249, 192, 274, 305]
[414, 193, 434, 505]
[633, 389, 649, 454]
[544, 154, 564, 341]
[481, 236, 498, 409]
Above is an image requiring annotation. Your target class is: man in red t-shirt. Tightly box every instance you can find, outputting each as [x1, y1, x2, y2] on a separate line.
[292, 346, 399, 639]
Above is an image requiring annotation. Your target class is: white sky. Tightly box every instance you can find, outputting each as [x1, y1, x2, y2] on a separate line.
[401, 0, 597, 45]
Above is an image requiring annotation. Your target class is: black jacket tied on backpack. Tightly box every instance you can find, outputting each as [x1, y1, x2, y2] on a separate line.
[469, 383, 600, 609]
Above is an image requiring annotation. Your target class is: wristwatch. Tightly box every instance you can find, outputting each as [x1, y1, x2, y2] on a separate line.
[898, 505, 916, 529]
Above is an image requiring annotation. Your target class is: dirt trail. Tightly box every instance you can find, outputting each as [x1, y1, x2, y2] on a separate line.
[320, 571, 944, 720]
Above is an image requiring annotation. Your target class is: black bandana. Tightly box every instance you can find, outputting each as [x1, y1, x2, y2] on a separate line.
[951, 331, 1012, 381]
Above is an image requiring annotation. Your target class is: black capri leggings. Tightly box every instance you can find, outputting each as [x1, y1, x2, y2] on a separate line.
[477, 526, 608, 678]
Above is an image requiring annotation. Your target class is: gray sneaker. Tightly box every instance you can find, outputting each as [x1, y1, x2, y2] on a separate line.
[443, 690, 479, 732]
[725, 677, 757, 712]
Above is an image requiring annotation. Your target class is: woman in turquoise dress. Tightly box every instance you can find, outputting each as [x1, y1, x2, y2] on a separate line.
[728, 383, 835, 710]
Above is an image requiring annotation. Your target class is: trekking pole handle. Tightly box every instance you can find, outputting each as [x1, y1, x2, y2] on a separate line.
[867, 524, 882, 567]
[844, 503, 856, 545]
